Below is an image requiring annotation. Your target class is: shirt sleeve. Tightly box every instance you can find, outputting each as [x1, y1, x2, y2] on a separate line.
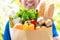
[52, 23, 59, 37]
[3, 21, 11, 40]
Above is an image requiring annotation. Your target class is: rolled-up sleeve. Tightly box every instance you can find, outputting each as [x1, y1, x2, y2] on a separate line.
[52, 23, 58, 37]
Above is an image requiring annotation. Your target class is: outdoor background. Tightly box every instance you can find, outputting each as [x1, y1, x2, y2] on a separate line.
[0, 0, 60, 40]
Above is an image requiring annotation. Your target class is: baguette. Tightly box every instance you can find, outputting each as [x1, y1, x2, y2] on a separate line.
[44, 4, 54, 18]
[38, 1, 46, 17]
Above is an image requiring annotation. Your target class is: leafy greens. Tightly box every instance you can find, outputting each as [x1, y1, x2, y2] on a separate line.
[14, 8, 38, 23]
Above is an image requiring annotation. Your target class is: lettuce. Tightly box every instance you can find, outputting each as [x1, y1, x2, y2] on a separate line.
[14, 8, 38, 23]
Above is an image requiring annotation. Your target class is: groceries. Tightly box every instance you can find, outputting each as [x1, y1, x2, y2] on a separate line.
[9, 8, 53, 31]
[14, 22, 34, 31]
[13, 17, 53, 31]
[9, 2, 54, 30]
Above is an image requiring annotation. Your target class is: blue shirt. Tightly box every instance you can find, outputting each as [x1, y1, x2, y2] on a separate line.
[3, 21, 58, 40]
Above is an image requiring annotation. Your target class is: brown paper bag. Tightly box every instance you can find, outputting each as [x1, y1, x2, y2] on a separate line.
[11, 27, 53, 40]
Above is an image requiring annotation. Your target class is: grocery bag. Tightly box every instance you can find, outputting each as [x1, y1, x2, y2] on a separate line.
[11, 27, 52, 40]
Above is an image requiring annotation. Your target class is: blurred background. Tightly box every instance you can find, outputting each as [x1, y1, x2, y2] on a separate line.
[0, 0, 60, 40]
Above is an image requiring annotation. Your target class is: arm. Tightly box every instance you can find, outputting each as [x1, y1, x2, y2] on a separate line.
[52, 23, 59, 40]
[3, 21, 11, 40]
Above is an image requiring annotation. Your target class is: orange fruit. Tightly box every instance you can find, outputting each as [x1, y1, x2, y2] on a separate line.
[14, 23, 23, 30]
